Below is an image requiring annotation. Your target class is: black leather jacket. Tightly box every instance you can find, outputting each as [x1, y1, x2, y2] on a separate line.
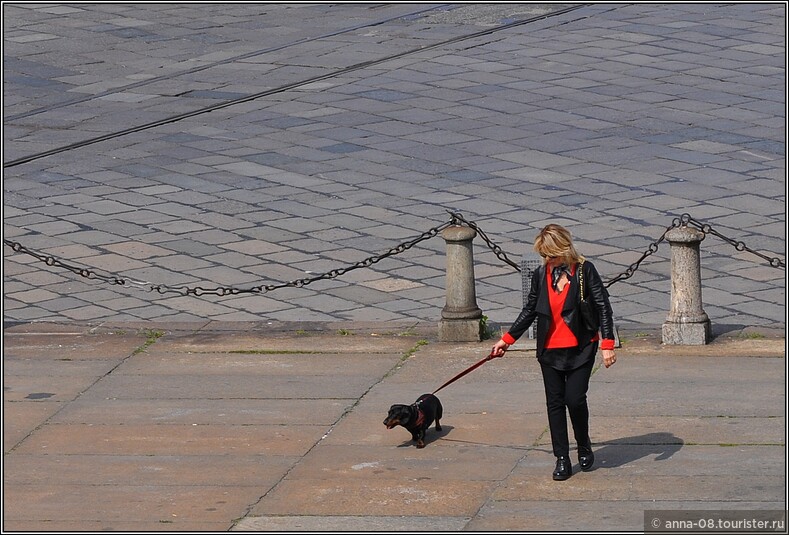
[507, 260, 614, 356]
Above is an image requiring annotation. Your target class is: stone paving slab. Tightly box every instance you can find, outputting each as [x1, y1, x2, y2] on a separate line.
[119, 351, 402, 377]
[3, 356, 118, 377]
[147, 332, 423, 354]
[2, 400, 62, 453]
[2, 322, 785, 532]
[12, 423, 327, 456]
[511, 444, 787, 476]
[584, 416, 786, 447]
[3, 375, 101, 403]
[249, 478, 497, 518]
[233, 515, 471, 532]
[467, 500, 787, 532]
[3, 452, 297, 488]
[282, 443, 529, 482]
[75, 373, 386, 400]
[590, 383, 784, 418]
[494, 470, 786, 503]
[3, 483, 266, 524]
[0, 519, 233, 533]
[48, 398, 355, 426]
[2, 332, 147, 359]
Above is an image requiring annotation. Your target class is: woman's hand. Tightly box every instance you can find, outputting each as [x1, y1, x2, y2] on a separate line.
[491, 339, 510, 358]
[602, 349, 616, 368]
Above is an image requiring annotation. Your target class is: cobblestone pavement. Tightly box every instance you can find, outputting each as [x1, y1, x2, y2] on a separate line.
[3, 3, 785, 331]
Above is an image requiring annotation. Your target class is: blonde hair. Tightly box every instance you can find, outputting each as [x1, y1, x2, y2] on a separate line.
[533, 224, 584, 265]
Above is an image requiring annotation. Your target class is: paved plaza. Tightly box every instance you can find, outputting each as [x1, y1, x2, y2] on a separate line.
[2, 3, 786, 533]
[3, 3, 785, 330]
[2, 321, 786, 531]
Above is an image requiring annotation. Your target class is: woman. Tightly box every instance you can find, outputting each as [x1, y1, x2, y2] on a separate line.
[491, 224, 616, 481]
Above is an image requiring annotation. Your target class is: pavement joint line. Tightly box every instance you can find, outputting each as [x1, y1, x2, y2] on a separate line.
[3, 4, 449, 124]
[225, 338, 432, 529]
[4, 5, 588, 168]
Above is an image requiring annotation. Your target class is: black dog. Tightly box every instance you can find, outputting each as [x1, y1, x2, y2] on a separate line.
[383, 393, 443, 448]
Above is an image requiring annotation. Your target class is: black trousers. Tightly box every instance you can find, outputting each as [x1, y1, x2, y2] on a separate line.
[539, 357, 594, 458]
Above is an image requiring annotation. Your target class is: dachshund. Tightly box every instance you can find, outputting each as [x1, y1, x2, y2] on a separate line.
[383, 393, 443, 448]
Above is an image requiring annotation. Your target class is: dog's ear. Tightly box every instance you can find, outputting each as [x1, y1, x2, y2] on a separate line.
[388, 404, 405, 414]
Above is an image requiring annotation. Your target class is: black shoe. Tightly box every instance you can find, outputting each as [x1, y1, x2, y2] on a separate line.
[579, 450, 594, 471]
[552, 456, 572, 481]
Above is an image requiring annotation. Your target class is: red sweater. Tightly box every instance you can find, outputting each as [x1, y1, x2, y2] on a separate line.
[502, 266, 615, 351]
[545, 268, 577, 348]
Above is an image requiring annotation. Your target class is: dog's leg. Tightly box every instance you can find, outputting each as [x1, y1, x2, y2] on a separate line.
[435, 418, 442, 432]
[416, 429, 426, 448]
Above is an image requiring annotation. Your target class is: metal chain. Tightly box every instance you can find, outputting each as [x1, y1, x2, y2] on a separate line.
[681, 213, 785, 269]
[447, 211, 521, 270]
[446, 211, 677, 287]
[4, 212, 783, 298]
[3, 219, 452, 297]
[444, 212, 784, 288]
[603, 213, 785, 287]
[601, 217, 681, 288]
[3, 239, 134, 288]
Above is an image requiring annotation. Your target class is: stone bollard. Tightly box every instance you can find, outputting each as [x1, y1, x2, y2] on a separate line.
[439, 225, 483, 342]
[662, 226, 711, 345]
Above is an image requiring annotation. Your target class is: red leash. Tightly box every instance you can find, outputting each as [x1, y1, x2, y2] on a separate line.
[432, 352, 498, 394]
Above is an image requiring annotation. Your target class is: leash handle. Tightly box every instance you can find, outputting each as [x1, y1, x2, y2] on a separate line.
[432, 352, 497, 395]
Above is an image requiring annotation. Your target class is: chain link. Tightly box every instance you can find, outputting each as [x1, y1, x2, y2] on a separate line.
[601, 218, 680, 288]
[444, 212, 784, 288]
[680, 213, 785, 269]
[3, 219, 452, 297]
[4, 212, 783, 299]
[447, 211, 521, 270]
[599, 213, 785, 286]
[4, 239, 140, 288]
[449, 211, 678, 287]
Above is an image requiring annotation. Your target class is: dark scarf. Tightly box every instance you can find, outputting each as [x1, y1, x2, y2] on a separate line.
[551, 264, 572, 292]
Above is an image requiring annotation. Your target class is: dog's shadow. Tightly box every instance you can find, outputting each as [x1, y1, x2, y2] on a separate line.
[589, 432, 683, 469]
[395, 425, 454, 448]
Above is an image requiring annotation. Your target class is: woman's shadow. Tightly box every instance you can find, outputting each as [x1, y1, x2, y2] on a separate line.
[590, 432, 683, 469]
